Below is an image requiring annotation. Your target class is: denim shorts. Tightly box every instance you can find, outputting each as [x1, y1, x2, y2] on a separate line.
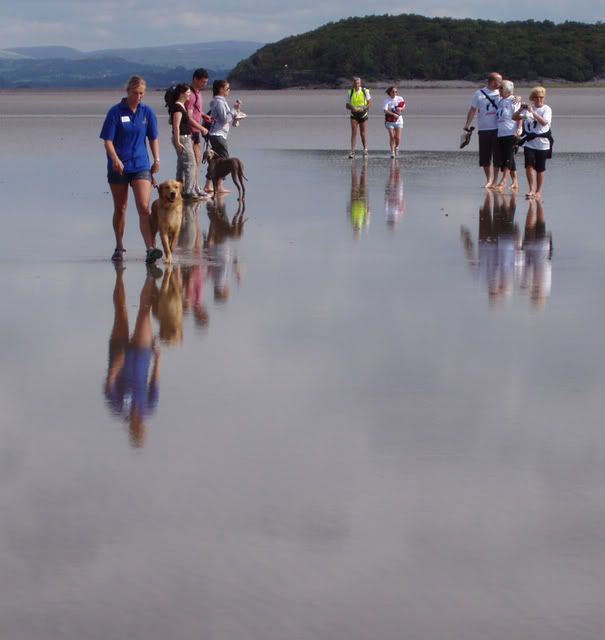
[107, 169, 152, 185]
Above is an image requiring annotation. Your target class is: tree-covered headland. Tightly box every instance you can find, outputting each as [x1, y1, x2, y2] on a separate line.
[229, 14, 605, 88]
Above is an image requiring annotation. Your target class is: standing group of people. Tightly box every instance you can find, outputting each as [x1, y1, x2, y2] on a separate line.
[464, 72, 553, 200]
[100, 71, 243, 264]
[346, 77, 407, 159]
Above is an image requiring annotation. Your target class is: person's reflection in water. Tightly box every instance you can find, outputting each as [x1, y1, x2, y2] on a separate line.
[153, 266, 184, 346]
[178, 199, 204, 256]
[348, 158, 370, 236]
[105, 265, 161, 448]
[206, 194, 246, 303]
[460, 191, 522, 305]
[384, 159, 405, 228]
[520, 198, 553, 307]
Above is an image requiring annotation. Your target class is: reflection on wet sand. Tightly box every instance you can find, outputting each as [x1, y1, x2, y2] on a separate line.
[521, 198, 553, 307]
[103, 196, 248, 446]
[104, 266, 161, 448]
[348, 158, 370, 236]
[206, 195, 246, 302]
[384, 160, 405, 227]
[461, 192, 553, 307]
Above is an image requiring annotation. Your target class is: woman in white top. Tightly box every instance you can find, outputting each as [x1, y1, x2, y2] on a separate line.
[494, 79, 522, 192]
[383, 86, 406, 158]
[513, 86, 553, 200]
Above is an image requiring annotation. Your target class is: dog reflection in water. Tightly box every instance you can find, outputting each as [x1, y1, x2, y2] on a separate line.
[105, 266, 161, 448]
[206, 195, 246, 302]
[153, 266, 184, 346]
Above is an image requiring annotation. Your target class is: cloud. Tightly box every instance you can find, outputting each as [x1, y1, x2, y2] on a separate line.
[1, 0, 603, 49]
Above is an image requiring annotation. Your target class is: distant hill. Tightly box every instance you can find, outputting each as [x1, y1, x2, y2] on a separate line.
[0, 40, 263, 88]
[229, 14, 605, 88]
[6, 46, 86, 60]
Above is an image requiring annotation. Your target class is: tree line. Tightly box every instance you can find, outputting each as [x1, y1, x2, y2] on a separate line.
[229, 14, 605, 88]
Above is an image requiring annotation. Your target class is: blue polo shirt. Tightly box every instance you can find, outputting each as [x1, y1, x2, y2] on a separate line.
[100, 98, 159, 173]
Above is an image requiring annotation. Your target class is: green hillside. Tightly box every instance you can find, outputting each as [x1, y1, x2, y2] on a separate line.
[229, 14, 605, 88]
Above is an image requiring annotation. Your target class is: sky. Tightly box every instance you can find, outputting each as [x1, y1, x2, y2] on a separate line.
[0, 0, 603, 51]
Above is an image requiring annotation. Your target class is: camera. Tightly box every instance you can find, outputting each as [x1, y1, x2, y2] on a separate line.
[520, 103, 529, 110]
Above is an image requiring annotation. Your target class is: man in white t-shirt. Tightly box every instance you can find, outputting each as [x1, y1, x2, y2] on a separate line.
[463, 72, 503, 188]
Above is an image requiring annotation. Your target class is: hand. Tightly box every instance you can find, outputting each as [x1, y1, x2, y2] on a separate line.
[201, 126, 208, 136]
[112, 158, 125, 175]
[151, 159, 160, 173]
[177, 144, 185, 153]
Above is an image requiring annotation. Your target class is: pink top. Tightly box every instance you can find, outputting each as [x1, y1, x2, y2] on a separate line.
[185, 89, 203, 124]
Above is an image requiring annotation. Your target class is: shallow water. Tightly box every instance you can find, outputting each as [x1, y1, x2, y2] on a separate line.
[1, 90, 605, 639]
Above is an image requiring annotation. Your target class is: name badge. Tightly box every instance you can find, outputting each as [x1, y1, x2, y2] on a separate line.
[121, 116, 130, 123]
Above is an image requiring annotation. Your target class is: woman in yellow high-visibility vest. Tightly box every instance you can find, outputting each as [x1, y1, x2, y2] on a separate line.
[346, 77, 372, 158]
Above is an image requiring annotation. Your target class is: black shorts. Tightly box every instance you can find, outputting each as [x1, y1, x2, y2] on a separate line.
[191, 132, 200, 144]
[350, 111, 368, 123]
[478, 129, 498, 167]
[524, 147, 548, 173]
[497, 135, 517, 171]
[209, 135, 229, 158]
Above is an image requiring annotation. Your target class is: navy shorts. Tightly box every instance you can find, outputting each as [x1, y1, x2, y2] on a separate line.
[478, 129, 498, 167]
[524, 148, 548, 173]
[108, 169, 152, 185]
[192, 132, 201, 144]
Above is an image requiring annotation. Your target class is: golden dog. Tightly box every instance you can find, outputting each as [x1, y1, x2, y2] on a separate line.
[150, 180, 183, 264]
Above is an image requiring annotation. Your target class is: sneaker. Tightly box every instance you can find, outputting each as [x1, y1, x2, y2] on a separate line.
[363, 148, 369, 156]
[145, 247, 163, 264]
[111, 247, 125, 262]
[390, 151, 395, 158]
[395, 147, 399, 156]
[183, 192, 198, 200]
[348, 151, 355, 159]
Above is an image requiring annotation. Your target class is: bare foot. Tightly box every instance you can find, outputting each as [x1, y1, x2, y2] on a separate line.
[535, 192, 542, 200]
[487, 183, 499, 190]
[511, 183, 519, 192]
[525, 192, 535, 199]
[216, 188, 231, 195]
[493, 183, 505, 192]
[204, 187, 214, 194]
[484, 182, 494, 189]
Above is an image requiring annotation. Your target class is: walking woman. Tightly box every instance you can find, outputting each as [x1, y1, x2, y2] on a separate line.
[346, 77, 372, 158]
[383, 85, 406, 158]
[100, 75, 162, 263]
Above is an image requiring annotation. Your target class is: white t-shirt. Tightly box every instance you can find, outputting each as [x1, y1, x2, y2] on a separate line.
[470, 86, 500, 131]
[383, 96, 405, 126]
[496, 96, 519, 137]
[522, 104, 552, 151]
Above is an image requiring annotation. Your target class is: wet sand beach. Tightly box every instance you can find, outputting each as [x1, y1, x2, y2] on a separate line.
[0, 89, 605, 639]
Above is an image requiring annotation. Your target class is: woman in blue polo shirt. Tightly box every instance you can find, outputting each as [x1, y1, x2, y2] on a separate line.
[100, 76, 163, 264]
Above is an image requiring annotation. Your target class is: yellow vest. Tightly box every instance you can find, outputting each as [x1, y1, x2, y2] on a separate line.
[349, 87, 370, 108]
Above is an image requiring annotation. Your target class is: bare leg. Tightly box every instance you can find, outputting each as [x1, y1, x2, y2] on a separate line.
[535, 171, 545, 199]
[193, 142, 201, 190]
[360, 120, 368, 152]
[511, 170, 519, 191]
[525, 166, 536, 198]
[110, 183, 129, 251]
[483, 165, 493, 188]
[350, 119, 358, 154]
[131, 179, 155, 249]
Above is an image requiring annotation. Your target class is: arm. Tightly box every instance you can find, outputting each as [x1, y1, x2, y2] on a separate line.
[189, 118, 209, 136]
[103, 140, 124, 175]
[172, 111, 185, 152]
[464, 106, 477, 130]
[528, 106, 550, 127]
[148, 138, 160, 174]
